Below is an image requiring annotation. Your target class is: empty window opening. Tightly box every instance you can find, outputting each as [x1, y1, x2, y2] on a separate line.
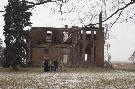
[63, 32, 68, 42]
[94, 31, 96, 34]
[63, 55, 68, 64]
[47, 31, 52, 34]
[81, 30, 83, 34]
[46, 31, 52, 43]
[85, 54, 88, 61]
[86, 31, 91, 34]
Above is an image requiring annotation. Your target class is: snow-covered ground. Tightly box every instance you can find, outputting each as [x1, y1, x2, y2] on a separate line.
[0, 70, 135, 89]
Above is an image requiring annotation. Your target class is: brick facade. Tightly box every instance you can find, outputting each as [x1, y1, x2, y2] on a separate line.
[28, 26, 104, 67]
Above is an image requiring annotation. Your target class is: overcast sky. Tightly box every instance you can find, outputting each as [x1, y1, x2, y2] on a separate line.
[0, 0, 135, 62]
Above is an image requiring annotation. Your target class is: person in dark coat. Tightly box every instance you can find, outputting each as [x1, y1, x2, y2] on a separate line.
[53, 59, 58, 71]
[44, 59, 49, 72]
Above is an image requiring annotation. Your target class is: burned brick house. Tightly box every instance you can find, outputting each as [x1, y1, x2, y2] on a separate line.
[28, 25, 104, 67]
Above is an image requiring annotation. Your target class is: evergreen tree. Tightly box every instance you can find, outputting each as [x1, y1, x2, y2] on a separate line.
[3, 0, 31, 69]
[0, 38, 4, 67]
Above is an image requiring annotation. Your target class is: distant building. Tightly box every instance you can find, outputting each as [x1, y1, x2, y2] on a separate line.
[28, 25, 104, 67]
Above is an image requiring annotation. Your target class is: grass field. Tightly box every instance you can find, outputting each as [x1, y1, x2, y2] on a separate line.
[0, 64, 135, 89]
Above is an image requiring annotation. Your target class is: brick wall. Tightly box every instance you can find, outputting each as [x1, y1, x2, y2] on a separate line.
[28, 27, 105, 67]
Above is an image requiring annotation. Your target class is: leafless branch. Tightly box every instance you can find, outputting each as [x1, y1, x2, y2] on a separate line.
[55, 0, 71, 14]
[0, 11, 5, 12]
[109, 9, 124, 29]
[22, 0, 56, 8]
[59, 5, 75, 14]
[87, 1, 135, 26]
[103, 1, 134, 22]
[77, 12, 85, 25]
[122, 13, 135, 22]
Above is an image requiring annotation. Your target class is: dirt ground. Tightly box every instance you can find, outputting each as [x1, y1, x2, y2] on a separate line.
[112, 63, 135, 71]
[0, 64, 135, 89]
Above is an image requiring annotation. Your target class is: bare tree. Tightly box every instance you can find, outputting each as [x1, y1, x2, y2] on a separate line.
[129, 50, 135, 64]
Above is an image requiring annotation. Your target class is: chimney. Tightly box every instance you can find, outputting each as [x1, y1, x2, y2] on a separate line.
[65, 25, 68, 28]
[99, 12, 102, 31]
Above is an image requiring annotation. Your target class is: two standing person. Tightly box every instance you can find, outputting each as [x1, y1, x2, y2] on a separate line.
[43, 59, 58, 72]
